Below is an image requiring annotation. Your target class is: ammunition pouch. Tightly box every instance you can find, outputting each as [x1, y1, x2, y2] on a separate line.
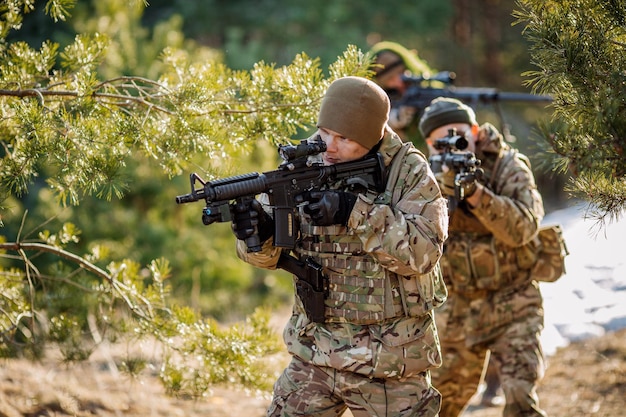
[441, 234, 524, 295]
[531, 225, 568, 282]
[442, 225, 568, 295]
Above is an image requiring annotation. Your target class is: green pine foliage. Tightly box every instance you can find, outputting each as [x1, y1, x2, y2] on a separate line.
[0, 0, 371, 396]
[514, 0, 626, 224]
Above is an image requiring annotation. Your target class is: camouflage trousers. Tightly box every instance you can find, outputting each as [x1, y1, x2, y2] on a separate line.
[431, 309, 547, 417]
[267, 355, 442, 417]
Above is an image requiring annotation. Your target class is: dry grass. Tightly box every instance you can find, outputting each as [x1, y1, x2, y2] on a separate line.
[0, 327, 624, 417]
[463, 327, 626, 417]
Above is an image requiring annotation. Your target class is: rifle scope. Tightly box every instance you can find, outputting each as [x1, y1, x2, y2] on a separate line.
[279, 136, 327, 162]
[433, 129, 469, 151]
[401, 71, 456, 85]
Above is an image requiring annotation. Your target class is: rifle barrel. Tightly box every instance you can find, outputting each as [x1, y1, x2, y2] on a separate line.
[448, 87, 553, 103]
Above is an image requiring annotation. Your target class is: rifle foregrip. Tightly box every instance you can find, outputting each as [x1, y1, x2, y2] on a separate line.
[211, 175, 267, 201]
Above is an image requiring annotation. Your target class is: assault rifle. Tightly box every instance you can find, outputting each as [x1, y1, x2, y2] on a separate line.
[175, 136, 386, 252]
[176, 136, 386, 322]
[428, 128, 484, 212]
[390, 71, 552, 127]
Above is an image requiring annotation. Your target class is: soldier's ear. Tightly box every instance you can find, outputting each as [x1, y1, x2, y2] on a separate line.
[471, 124, 479, 137]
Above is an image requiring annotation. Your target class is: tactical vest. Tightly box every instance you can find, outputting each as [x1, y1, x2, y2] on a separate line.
[296, 220, 405, 324]
[295, 142, 447, 324]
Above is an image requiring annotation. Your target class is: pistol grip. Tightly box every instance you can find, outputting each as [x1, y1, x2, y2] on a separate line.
[246, 234, 262, 253]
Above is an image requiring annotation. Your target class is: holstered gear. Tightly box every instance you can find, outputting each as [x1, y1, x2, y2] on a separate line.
[297, 220, 405, 324]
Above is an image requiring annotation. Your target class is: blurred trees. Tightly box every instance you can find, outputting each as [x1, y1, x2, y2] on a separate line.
[2, 0, 621, 395]
[142, 0, 453, 71]
[0, 0, 371, 395]
[137, 0, 568, 208]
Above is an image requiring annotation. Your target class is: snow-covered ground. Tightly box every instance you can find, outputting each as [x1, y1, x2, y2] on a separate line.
[539, 203, 626, 355]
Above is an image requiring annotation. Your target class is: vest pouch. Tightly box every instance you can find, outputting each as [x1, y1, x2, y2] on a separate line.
[324, 267, 388, 325]
[532, 225, 568, 282]
[443, 235, 501, 292]
[515, 238, 539, 270]
[398, 265, 447, 317]
[369, 313, 442, 379]
[470, 235, 502, 290]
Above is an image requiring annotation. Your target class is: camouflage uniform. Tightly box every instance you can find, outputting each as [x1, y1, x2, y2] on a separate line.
[431, 123, 548, 417]
[237, 129, 449, 417]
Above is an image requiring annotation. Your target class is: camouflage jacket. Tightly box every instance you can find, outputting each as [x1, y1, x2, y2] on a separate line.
[438, 123, 545, 344]
[236, 128, 449, 379]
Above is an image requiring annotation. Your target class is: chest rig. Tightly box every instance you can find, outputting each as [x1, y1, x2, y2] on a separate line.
[294, 143, 432, 325]
[441, 148, 531, 294]
[296, 218, 405, 324]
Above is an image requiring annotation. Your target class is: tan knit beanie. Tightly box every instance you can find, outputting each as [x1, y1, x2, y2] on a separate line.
[317, 76, 390, 149]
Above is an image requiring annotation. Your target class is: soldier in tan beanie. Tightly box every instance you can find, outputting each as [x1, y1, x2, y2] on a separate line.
[231, 76, 450, 416]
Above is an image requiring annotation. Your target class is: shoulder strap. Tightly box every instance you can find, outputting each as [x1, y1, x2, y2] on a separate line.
[489, 147, 517, 191]
[383, 142, 412, 206]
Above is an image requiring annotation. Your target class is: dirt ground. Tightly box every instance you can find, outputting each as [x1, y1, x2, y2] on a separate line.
[0, 326, 624, 417]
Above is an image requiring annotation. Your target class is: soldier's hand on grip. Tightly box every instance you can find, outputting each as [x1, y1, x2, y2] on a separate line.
[231, 199, 274, 242]
[298, 190, 357, 226]
[436, 170, 479, 201]
[457, 173, 478, 200]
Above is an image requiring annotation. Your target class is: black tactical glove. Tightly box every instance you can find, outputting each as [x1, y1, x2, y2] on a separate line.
[298, 190, 357, 226]
[231, 199, 274, 243]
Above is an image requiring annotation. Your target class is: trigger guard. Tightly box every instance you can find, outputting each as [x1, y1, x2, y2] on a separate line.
[345, 177, 369, 193]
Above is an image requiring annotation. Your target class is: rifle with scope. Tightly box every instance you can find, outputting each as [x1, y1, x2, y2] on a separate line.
[389, 71, 552, 122]
[175, 136, 386, 322]
[428, 128, 484, 212]
[175, 136, 385, 251]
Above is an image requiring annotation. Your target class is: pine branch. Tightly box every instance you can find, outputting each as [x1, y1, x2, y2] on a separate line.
[0, 77, 173, 115]
[0, 241, 156, 321]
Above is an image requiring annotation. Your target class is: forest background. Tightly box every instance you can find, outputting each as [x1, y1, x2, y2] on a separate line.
[1, 0, 624, 402]
[3, 0, 568, 319]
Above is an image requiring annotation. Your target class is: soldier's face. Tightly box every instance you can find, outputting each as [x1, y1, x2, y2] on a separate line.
[376, 66, 407, 95]
[317, 127, 369, 165]
[426, 123, 477, 155]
